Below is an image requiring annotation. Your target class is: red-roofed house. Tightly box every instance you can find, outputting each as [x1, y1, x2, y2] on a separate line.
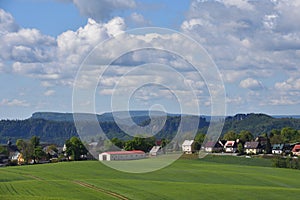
[224, 141, 237, 153]
[292, 145, 300, 156]
[99, 150, 146, 161]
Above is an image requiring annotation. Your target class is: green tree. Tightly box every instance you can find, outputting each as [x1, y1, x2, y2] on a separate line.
[281, 127, 297, 143]
[222, 131, 238, 141]
[193, 133, 206, 150]
[32, 146, 46, 163]
[237, 143, 244, 154]
[16, 139, 32, 164]
[65, 137, 88, 161]
[0, 146, 8, 155]
[30, 136, 40, 149]
[30, 136, 43, 163]
[124, 137, 155, 152]
[111, 137, 124, 149]
[265, 134, 272, 154]
[238, 130, 253, 143]
[270, 134, 284, 145]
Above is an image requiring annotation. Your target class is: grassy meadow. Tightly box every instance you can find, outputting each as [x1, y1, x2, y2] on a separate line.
[0, 156, 300, 199]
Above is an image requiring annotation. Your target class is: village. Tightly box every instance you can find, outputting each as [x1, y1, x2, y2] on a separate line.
[1, 134, 300, 165]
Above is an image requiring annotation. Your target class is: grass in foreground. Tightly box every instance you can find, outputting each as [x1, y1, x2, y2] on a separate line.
[0, 156, 299, 200]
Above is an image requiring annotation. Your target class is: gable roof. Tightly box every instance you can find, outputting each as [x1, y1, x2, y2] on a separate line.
[225, 141, 236, 147]
[150, 146, 161, 153]
[182, 140, 194, 146]
[204, 141, 223, 148]
[272, 144, 284, 150]
[244, 141, 260, 149]
[102, 150, 145, 155]
[292, 145, 300, 152]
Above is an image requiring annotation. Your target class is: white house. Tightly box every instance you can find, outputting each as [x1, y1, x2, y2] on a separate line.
[149, 146, 162, 156]
[99, 150, 146, 161]
[182, 140, 194, 154]
[203, 141, 224, 153]
[224, 141, 237, 153]
[244, 141, 262, 154]
[272, 144, 284, 154]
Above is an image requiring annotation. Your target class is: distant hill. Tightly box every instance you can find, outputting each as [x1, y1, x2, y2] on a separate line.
[31, 110, 180, 123]
[1, 112, 300, 146]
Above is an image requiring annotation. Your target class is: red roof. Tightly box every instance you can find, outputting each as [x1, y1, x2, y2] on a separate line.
[103, 150, 145, 155]
[292, 145, 300, 152]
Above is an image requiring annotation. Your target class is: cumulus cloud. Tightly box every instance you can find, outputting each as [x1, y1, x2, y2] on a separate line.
[239, 78, 263, 90]
[0, 10, 56, 64]
[0, 9, 19, 34]
[180, 0, 300, 110]
[182, 0, 300, 73]
[128, 12, 150, 26]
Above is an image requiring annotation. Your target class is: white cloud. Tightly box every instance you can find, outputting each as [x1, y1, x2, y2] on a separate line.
[44, 90, 55, 96]
[0, 9, 19, 34]
[222, 0, 254, 10]
[0, 99, 30, 107]
[269, 96, 299, 106]
[275, 78, 300, 90]
[128, 12, 150, 26]
[239, 78, 263, 90]
[69, 0, 136, 21]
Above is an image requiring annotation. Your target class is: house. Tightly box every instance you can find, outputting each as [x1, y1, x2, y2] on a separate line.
[202, 141, 224, 153]
[182, 140, 194, 154]
[255, 136, 268, 152]
[224, 141, 237, 153]
[99, 150, 146, 161]
[272, 144, 285, 154]
[149, 146, 162, 156]
[244, 141, 261, 154]
[292, 145, 300, 156]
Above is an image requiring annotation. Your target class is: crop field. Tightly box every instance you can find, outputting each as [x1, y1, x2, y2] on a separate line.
[0, 156, 300, 199]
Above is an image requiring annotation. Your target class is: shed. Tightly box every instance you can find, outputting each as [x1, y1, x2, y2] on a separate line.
[99, 150, 146, 161]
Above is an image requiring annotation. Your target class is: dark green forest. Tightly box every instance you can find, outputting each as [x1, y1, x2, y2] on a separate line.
[1, 112, 300, 145]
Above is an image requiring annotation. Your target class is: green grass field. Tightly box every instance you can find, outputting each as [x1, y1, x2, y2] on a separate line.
[0, 156, 300, 200]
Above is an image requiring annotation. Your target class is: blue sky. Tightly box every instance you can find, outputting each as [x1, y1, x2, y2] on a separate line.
[0, 0, 300, 119]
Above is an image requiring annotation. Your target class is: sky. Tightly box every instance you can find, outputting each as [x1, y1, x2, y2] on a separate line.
[0, 0, 300, 119]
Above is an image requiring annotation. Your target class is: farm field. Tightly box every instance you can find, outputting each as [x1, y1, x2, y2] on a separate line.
[0, 156, 300, 200]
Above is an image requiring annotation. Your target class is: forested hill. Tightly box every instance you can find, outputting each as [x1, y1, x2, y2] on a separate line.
[220, 113, 300, 135]
[1, 112, 300, 145]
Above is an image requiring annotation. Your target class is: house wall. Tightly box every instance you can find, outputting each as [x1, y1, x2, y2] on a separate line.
[272, 150, 283, 154]
[99, 153, 110, 161]
[99, 153, 145, 161]
[246, 149, 261, 154]
[205, 147, 223, 153]
[225, 147, 237, 153]
[182, 145, 193, 154]
[205, 147, 213, 152]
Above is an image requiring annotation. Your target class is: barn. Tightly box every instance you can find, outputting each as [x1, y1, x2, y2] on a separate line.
[99, 150, 146, 161]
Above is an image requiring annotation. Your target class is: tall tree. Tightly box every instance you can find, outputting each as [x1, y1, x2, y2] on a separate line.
[281, 127, 297, 143]
[16, 139, 32, 164]
[65, 137, 88, 161]
[222, 131, 238, 141]
[193, 133, 206, 150]
[238, 130, 254, 143]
